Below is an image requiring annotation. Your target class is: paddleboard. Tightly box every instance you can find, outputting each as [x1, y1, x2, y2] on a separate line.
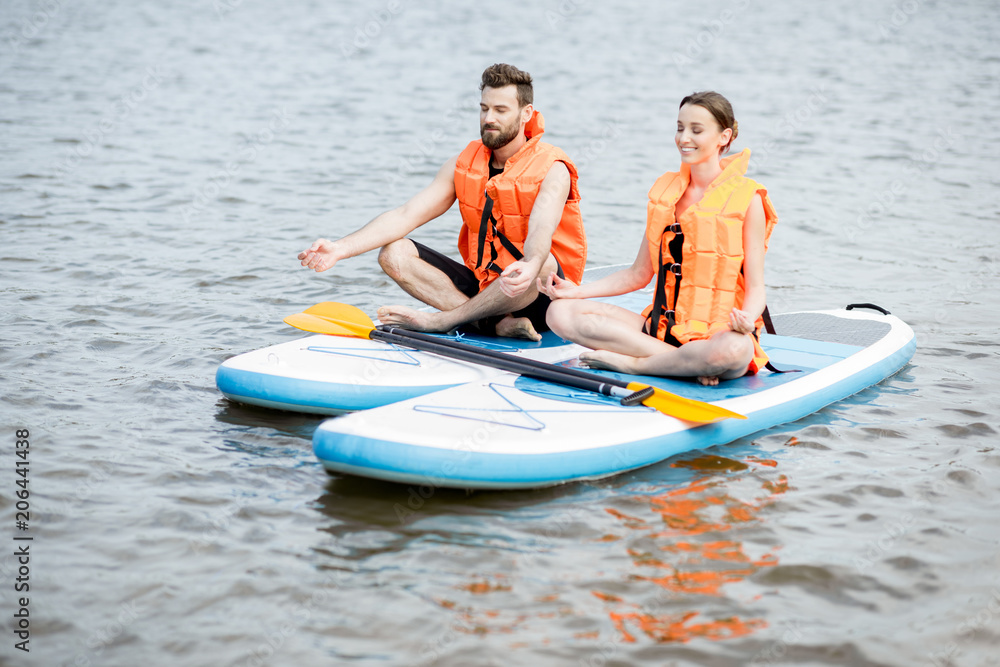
[216, 265, 638, 414]
[312, 306, 916, 489]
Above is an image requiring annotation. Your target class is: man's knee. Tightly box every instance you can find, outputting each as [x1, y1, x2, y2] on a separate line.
[540, 253, 560, 279]
[378, 239, 416, 279]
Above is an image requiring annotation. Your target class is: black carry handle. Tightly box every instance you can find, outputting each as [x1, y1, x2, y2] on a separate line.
[846, 303, 891, 315]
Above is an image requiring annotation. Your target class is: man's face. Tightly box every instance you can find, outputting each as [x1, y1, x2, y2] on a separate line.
[480, 85, 529, 150]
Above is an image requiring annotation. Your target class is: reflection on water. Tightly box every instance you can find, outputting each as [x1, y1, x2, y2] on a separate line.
[304, 449, 797, 658]
[598, 454, 787, 644]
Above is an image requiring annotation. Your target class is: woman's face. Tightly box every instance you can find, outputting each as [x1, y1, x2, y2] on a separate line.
[675, 103, 732, 164]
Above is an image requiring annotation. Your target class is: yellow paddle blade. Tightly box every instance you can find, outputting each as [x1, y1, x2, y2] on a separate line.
[303, 302, 376, 328]
[292, 302, 377, 338]
[283, 313, 369, 338]
[626, 382, 747, 423]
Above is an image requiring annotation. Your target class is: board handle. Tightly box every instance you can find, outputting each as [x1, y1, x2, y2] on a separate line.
[846, 303, 891, 315]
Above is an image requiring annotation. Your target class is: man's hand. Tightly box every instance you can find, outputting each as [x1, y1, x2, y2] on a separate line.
[498, 259, 541, 298]
[536, 272, 581, 300]
[298, 239, 341, 272]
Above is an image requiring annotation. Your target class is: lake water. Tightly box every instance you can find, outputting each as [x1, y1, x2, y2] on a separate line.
[2, 0, 999, 665]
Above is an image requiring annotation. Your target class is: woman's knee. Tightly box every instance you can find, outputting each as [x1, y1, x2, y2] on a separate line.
[545, 299, 578, 337]
[708, 333, 754, 374]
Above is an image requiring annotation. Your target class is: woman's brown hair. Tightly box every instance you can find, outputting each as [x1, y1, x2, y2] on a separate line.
[680, 91, 738, 153]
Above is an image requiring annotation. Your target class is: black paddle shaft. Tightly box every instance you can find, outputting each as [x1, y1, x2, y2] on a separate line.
[371, 326, 632, 398]
[377, 325, 640, 390]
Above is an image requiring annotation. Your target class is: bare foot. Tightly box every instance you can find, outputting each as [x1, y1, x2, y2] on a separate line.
[578, 349, 638, 374]
[494, 315, 541, 341]
[697, 376, 720, 386]
[377, 305, 447, 332]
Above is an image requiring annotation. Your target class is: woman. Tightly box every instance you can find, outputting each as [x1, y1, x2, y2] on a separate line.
[538, 91, 778, 386]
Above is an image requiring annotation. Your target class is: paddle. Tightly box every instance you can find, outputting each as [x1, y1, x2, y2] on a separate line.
[284, 302, 746, 423]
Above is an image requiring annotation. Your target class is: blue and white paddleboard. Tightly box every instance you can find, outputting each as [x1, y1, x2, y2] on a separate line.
[215, 330, 582, 415]
[216, 266, 637, 415]
[312, 307, 916, 489]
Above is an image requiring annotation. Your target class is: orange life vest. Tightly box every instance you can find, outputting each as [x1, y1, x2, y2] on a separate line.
[454, 110, 587, 291]
[642, 148, 778, 373]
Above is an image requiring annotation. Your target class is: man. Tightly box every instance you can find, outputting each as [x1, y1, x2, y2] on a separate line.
[297, 63, 587, 341]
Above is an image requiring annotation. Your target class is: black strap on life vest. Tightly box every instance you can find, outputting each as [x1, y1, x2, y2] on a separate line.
[474, 195, 493, 270]
[761, 306, 777, 335]
[730, 254, 797, 374]
[759, 305, 799, 374]
[645, 223, 683, 346]
[475, 193, 524, 276]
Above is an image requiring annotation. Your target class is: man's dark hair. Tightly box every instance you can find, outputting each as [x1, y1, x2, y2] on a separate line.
[480, 63, 533, 108]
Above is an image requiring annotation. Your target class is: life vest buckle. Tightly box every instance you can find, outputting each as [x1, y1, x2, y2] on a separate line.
[667, 223, 682, 234]
[666, 263, 682, 276]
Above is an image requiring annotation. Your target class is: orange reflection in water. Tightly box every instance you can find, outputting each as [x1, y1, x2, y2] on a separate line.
[423, 454, 790, 647]
[609, 609, 765, 644]
[433, 575, 537, 638]
[595, 454, 789, 644]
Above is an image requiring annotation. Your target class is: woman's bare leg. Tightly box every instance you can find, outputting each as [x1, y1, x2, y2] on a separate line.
[546, 299, 668, 356]
[547, 299, 753, 383]
[583, 331, 754, 384]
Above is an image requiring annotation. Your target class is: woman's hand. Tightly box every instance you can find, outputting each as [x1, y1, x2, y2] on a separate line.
[536, 272, 581, 300]
[729, 307, 756, 335]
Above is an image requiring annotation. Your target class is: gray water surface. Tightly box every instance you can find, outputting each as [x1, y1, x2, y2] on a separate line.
[2, 0, 999, 665]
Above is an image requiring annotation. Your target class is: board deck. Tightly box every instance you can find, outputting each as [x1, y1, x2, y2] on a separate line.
[215, 329, 578, 415]
[311, 308, 916, 489]
[216, 266, 642, 415]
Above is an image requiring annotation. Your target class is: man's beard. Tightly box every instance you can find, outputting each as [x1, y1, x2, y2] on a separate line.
[480, 118, 520, 150]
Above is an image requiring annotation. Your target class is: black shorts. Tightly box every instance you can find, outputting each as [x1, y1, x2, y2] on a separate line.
[410, 239, 563, 335]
